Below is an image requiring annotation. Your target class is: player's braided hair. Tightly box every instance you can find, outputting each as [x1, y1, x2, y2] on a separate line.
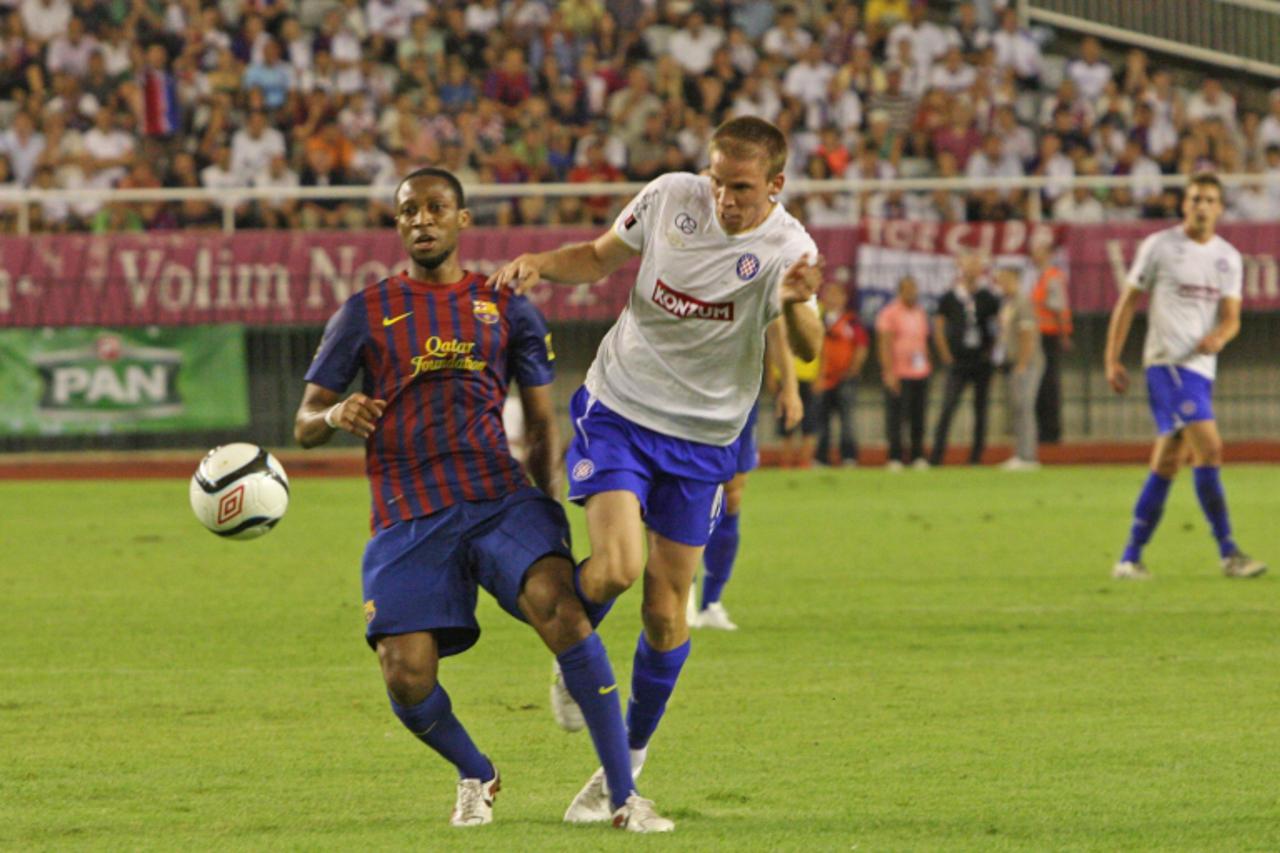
[397, 167, 466, 208]
[710, 117, 788, 178]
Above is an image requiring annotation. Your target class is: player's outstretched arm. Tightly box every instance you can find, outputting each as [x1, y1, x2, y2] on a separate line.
[1197, 296, 1241, 355]
[780, 256, 824, 360]
[487, 231, 639, 295]
[294, 383, 386, 447]
[519, 382, 561, 498]
[1104, 286, 1143, 394]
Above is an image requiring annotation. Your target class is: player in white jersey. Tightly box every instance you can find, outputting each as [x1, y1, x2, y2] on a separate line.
[489, 117, 822, 824]
[1104, 173, 1265, 580]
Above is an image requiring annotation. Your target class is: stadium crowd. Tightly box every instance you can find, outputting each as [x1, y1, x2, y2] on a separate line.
[2, 0, 1280, 232]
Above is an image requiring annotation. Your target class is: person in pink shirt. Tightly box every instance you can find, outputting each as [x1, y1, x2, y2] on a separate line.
[876, 275, 933, 469]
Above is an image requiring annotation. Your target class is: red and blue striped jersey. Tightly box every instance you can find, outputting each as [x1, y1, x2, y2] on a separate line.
[305, 271, 555, 531]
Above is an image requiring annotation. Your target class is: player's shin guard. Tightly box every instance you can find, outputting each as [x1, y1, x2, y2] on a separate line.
[1193, 466, 1237, 558]
[557, 633, 633, 809]
[573, 559, 615, 628]
[389, 684, 492, 781]
[701, 512, 740, 609]
[625, 633, 691, 751]
[1121, 472, 1172, 563]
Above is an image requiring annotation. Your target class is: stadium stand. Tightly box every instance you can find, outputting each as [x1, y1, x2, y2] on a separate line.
[1, 0, 1278, 232]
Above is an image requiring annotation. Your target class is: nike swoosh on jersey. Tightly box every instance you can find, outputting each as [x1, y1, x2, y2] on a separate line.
[382, 312, 412, 326]
[598, 684, 618, 695]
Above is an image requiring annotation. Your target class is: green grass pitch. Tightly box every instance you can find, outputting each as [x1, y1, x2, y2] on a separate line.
[4, 466, 1279, 851]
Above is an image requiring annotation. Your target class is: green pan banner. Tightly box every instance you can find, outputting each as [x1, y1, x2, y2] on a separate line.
[0, 326, 249, 434]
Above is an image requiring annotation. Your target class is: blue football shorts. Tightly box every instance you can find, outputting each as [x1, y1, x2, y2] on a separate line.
[565, 386, 737, 547]
[360, 486, 573, 654]
[1145, 365, 1215, 436]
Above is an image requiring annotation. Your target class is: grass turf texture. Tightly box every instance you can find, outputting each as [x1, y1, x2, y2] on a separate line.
[3, 466, 1278, 851]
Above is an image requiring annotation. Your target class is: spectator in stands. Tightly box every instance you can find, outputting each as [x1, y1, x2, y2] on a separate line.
[815, 282, 868, 467]
[932, 96, 982, 169]
[252, 153, 300, 229]
[869, 63, 918, 136]
[965, 132, 1024, 217]
[19, 0, 69, 45]
[1066, 36, 1112, 101]
[1257, 88, 1280, 152]
[864, 0, 911, 30]
[1187, 77, 1238, 132]
[877, 275, 932, 470]
[762, 5, 811, 60]
[888, 1, 953, 77]
[668, 10, 723, 76]
[568, 139, 622, 224]
[243, 38, 293, 111]
[201, 143, 249, 223]
[1, 110, 43, 187]
[930, 252, 1000, 467]
[783, 42, 835, 113]
[991, 7, 1040, 89]
[930, 45, 976, 95]
[952, 2, 991, 58]
[995, 265, 1043, 470]
[45, 17, 95, 79]
[1053, 159, 1106, 222]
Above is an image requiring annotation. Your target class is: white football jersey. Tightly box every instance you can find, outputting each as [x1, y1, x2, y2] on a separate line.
[1127, 225, 1242, 380]
[585, 172, 819, 446]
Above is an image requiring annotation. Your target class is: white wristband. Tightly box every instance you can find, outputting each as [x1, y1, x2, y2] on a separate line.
[323, 403, 342, 429]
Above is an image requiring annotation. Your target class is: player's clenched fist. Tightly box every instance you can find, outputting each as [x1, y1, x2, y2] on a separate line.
[326, 393, 387, 439]
[780, 254, 824, 304]
[487, 254, 543, 295]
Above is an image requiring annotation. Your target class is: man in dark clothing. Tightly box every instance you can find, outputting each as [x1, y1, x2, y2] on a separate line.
[929, 252, 1001, 465]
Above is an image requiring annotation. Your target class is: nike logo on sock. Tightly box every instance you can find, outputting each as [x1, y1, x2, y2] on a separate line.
[598, 684, 618, 695]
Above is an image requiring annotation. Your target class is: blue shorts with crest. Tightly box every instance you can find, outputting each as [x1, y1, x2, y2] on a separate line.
[1145, 365, 1215, 436]
[565, 386, 736, 547]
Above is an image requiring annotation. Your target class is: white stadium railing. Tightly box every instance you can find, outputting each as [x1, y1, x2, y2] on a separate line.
[1019, 0, 1280, 78]
[1, 172, 1275, 235]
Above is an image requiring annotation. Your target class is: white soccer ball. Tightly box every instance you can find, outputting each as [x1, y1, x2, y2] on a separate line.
[189, 443, 290, 540]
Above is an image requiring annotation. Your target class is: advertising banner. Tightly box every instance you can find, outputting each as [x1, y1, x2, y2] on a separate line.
[0, 223, 1274, 327]
[0, 227, 857, 327]
[0, 325, 249, 434]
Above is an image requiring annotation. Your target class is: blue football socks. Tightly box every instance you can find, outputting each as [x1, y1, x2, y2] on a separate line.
[1193, 466, 1237, 558]
[388, 684, 492, 781]
[701, 512, 740, 609]
[557, 633, 633, 809]
[573, 560, 615, 628]
[1121, 472, 1172, 563]
[626, 633, 691, 751]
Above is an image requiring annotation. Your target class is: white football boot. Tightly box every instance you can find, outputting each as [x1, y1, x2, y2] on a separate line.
[612, 794, 675, 833]
[564, 760, 645, 824]
[549, 661, 586, 732]
[1222, 551, 1267, 578]
[695, 601, 738, 631]
[450, 768, 500, 826]
[686, 576, 701, 628]
[1112, 560, 1151, 580]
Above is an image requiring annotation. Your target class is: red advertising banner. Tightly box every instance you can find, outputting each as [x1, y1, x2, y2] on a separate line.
[0, 222, 1273, 327]
[0, 226, 858, 328]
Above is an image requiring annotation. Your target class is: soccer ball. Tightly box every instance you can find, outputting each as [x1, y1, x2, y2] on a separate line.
[189, 443, 290, 539]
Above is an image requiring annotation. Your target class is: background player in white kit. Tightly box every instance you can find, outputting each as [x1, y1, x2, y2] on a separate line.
[489, 117, 823, 824]
[1104, 173, 1265, 580]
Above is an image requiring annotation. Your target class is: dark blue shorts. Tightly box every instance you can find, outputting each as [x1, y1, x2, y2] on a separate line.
[1145, 365, 1215, 436]
[565, 386, 736, 547]
[733, 405, 760, 475]
[360, 486, 573, 655]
